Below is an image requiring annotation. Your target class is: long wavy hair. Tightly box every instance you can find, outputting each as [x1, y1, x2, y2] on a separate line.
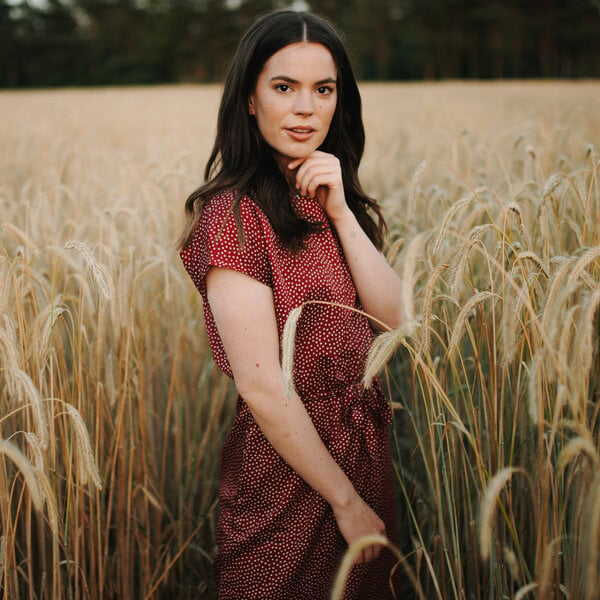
[178, 10, 386, 253]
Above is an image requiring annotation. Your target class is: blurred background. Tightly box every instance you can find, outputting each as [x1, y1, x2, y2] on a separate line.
[1, 0, 600, 88]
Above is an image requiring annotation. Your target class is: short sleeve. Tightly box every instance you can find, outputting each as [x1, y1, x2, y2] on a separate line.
[180, 191, 272, 296]
[179, 191, 272, 378]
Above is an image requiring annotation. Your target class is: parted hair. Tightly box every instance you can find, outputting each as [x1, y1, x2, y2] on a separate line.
[179, 10, 386, 253]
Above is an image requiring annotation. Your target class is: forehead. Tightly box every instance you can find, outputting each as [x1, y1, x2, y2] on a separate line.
[260, 42, 337, 80]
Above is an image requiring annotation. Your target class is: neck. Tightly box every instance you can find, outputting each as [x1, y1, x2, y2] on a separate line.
[274, 153, 299, 193]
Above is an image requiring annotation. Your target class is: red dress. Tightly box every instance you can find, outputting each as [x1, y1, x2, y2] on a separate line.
[180, 191, 398, 600]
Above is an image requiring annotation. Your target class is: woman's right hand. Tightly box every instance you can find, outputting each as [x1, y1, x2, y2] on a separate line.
[332, 493, 387, 564]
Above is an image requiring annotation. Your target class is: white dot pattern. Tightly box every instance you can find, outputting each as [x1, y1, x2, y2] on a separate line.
[180, 191, 399, 599]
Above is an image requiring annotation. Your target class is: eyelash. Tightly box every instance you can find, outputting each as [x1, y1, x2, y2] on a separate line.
[274, 84, 335, 95]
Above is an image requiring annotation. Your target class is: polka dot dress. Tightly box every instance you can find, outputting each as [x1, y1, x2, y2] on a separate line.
[180, 191, 399, 600]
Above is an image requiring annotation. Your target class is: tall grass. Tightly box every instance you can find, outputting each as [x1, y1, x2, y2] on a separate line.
[0, 82, 599, 598]
[365, 82, 600, 599]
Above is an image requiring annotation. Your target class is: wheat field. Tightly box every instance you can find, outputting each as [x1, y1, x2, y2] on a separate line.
[1, 81, 599, 599]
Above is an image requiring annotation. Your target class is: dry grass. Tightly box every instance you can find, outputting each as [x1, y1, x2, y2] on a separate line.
[1, 80, 599, 598]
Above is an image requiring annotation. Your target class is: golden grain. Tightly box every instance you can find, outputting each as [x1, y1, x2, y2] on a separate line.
[503, 546, 521, 583]
[281, 305, 303, 398]
[362, 322, 417, 388]
[568, 246, 600, 285]
[407, 160, 428, 226]
[448, 225, 494, 298]
[63, 239, 113, 302]
[419, 263, 449, 355]
[430, 195, 473, 256]
[60, 403, 102, 489]
[557, 436, 600, 475]
[527, 354, 542, 424]
[478, 467, 522, 561]
[572, 287, 600, 415]
[23, 432, 45, 472]
[501, 278, 525, 367]
[35, 467, 60, 534]
[0, 437, 44, 513]
[399, 232, 426, 324]
[1, 81, 599, 598]
[514, 582, 538, 600]
[11, 369, 48, 450]
[448, 291, 495, 358]
[330, 535, 389, 600]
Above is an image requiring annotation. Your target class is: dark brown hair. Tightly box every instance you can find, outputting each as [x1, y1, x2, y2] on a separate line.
[178, 10, 386, 252]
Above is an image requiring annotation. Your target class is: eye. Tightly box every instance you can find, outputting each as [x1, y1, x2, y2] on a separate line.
[275, 84, 291, 93]
[316, 85, 335, 95]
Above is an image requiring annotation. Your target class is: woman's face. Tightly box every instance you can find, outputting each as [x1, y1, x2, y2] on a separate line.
[249, 42, 338, 165]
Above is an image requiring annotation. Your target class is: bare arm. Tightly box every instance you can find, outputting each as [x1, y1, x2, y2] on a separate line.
[206, 266, 385, 562]
[289, 152, 404, 331]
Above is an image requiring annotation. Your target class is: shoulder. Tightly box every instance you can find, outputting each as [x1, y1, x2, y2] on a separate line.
[203, 190, 265, 225]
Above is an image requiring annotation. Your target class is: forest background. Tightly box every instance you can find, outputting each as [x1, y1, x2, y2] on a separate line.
[2, 0, 600, 88]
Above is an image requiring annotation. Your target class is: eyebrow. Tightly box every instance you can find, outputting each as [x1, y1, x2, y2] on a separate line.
[269, 76, 337, 85]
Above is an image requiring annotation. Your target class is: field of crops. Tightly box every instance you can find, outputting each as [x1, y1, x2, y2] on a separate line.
[1, 81, 599, 599]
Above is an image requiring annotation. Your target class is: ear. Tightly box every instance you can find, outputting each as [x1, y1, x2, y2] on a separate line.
[248, 95, 255, 116]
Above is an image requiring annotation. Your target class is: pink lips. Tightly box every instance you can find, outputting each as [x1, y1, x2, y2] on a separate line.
[285, 127, 315, 141]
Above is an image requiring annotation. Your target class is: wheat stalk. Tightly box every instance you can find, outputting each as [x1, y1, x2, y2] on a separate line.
[568, 246, 600, 285]
[0, 437, 44, 513]
[281, 305, 303, 398]
[557, 436, 600, 475]
[64, 239, 113, 302]
[448, 291, 495, 358]
[430, 195, 473, 256]
[11, 369, 49, 450]
[281, 301, 394, 397]
[448, 224, 494, 298]
[584, 471, 600, 600]
[33, 297, 67, 368]
[514, 582, 538, 600]
[419, 263, 449, 355]
[571, 287, 600, 417]
[362, 321, 418, 388]
[478, 466, 524, 561]
[503, 546, 521, 583]
[501, 278, 525, 367]
[35, 466, 60, 535]
[407, 160, 427, 226]
[59, 403, 102, 489]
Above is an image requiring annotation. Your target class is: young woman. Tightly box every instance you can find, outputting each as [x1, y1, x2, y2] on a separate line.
[179, 10, 405, 600]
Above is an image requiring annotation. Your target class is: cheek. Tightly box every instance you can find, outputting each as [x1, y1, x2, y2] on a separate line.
[257, 96, 286, 124]
[320, 102, 337, 129]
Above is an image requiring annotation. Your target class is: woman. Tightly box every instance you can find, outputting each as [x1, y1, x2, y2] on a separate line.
[179, 10, 404, 600]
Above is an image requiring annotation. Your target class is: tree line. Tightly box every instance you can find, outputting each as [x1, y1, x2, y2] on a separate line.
[1, 0, 599, 88]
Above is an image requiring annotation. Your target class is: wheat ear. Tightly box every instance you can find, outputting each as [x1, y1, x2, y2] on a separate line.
[60, 403, 103, 489]
[64, 239, 112, 301]
[478, 467, 523, 560]
[448, 291, 495, 358]
[0, 437, 44, 513]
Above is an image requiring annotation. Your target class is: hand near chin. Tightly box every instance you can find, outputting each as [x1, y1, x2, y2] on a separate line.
[287, 151, 349, 222]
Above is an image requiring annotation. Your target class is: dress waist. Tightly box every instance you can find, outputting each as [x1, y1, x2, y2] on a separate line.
[303, 378, 392, 431]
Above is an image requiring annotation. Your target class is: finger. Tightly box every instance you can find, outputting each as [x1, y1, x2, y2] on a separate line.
[372, 544, 382, 561]
[299, 171, 336, 197]
[289, 154, 329, 176]
[294, 155, 337, 179]
[287, 157, 305, 171]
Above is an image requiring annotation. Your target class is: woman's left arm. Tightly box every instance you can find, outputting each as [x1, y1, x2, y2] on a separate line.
[289, 151, 404, 331]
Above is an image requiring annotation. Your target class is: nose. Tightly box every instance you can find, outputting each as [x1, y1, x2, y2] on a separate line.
[294, 91, 314, 115]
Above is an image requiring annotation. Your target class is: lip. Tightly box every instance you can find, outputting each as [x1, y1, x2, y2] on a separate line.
[285, 127, 316, 142]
